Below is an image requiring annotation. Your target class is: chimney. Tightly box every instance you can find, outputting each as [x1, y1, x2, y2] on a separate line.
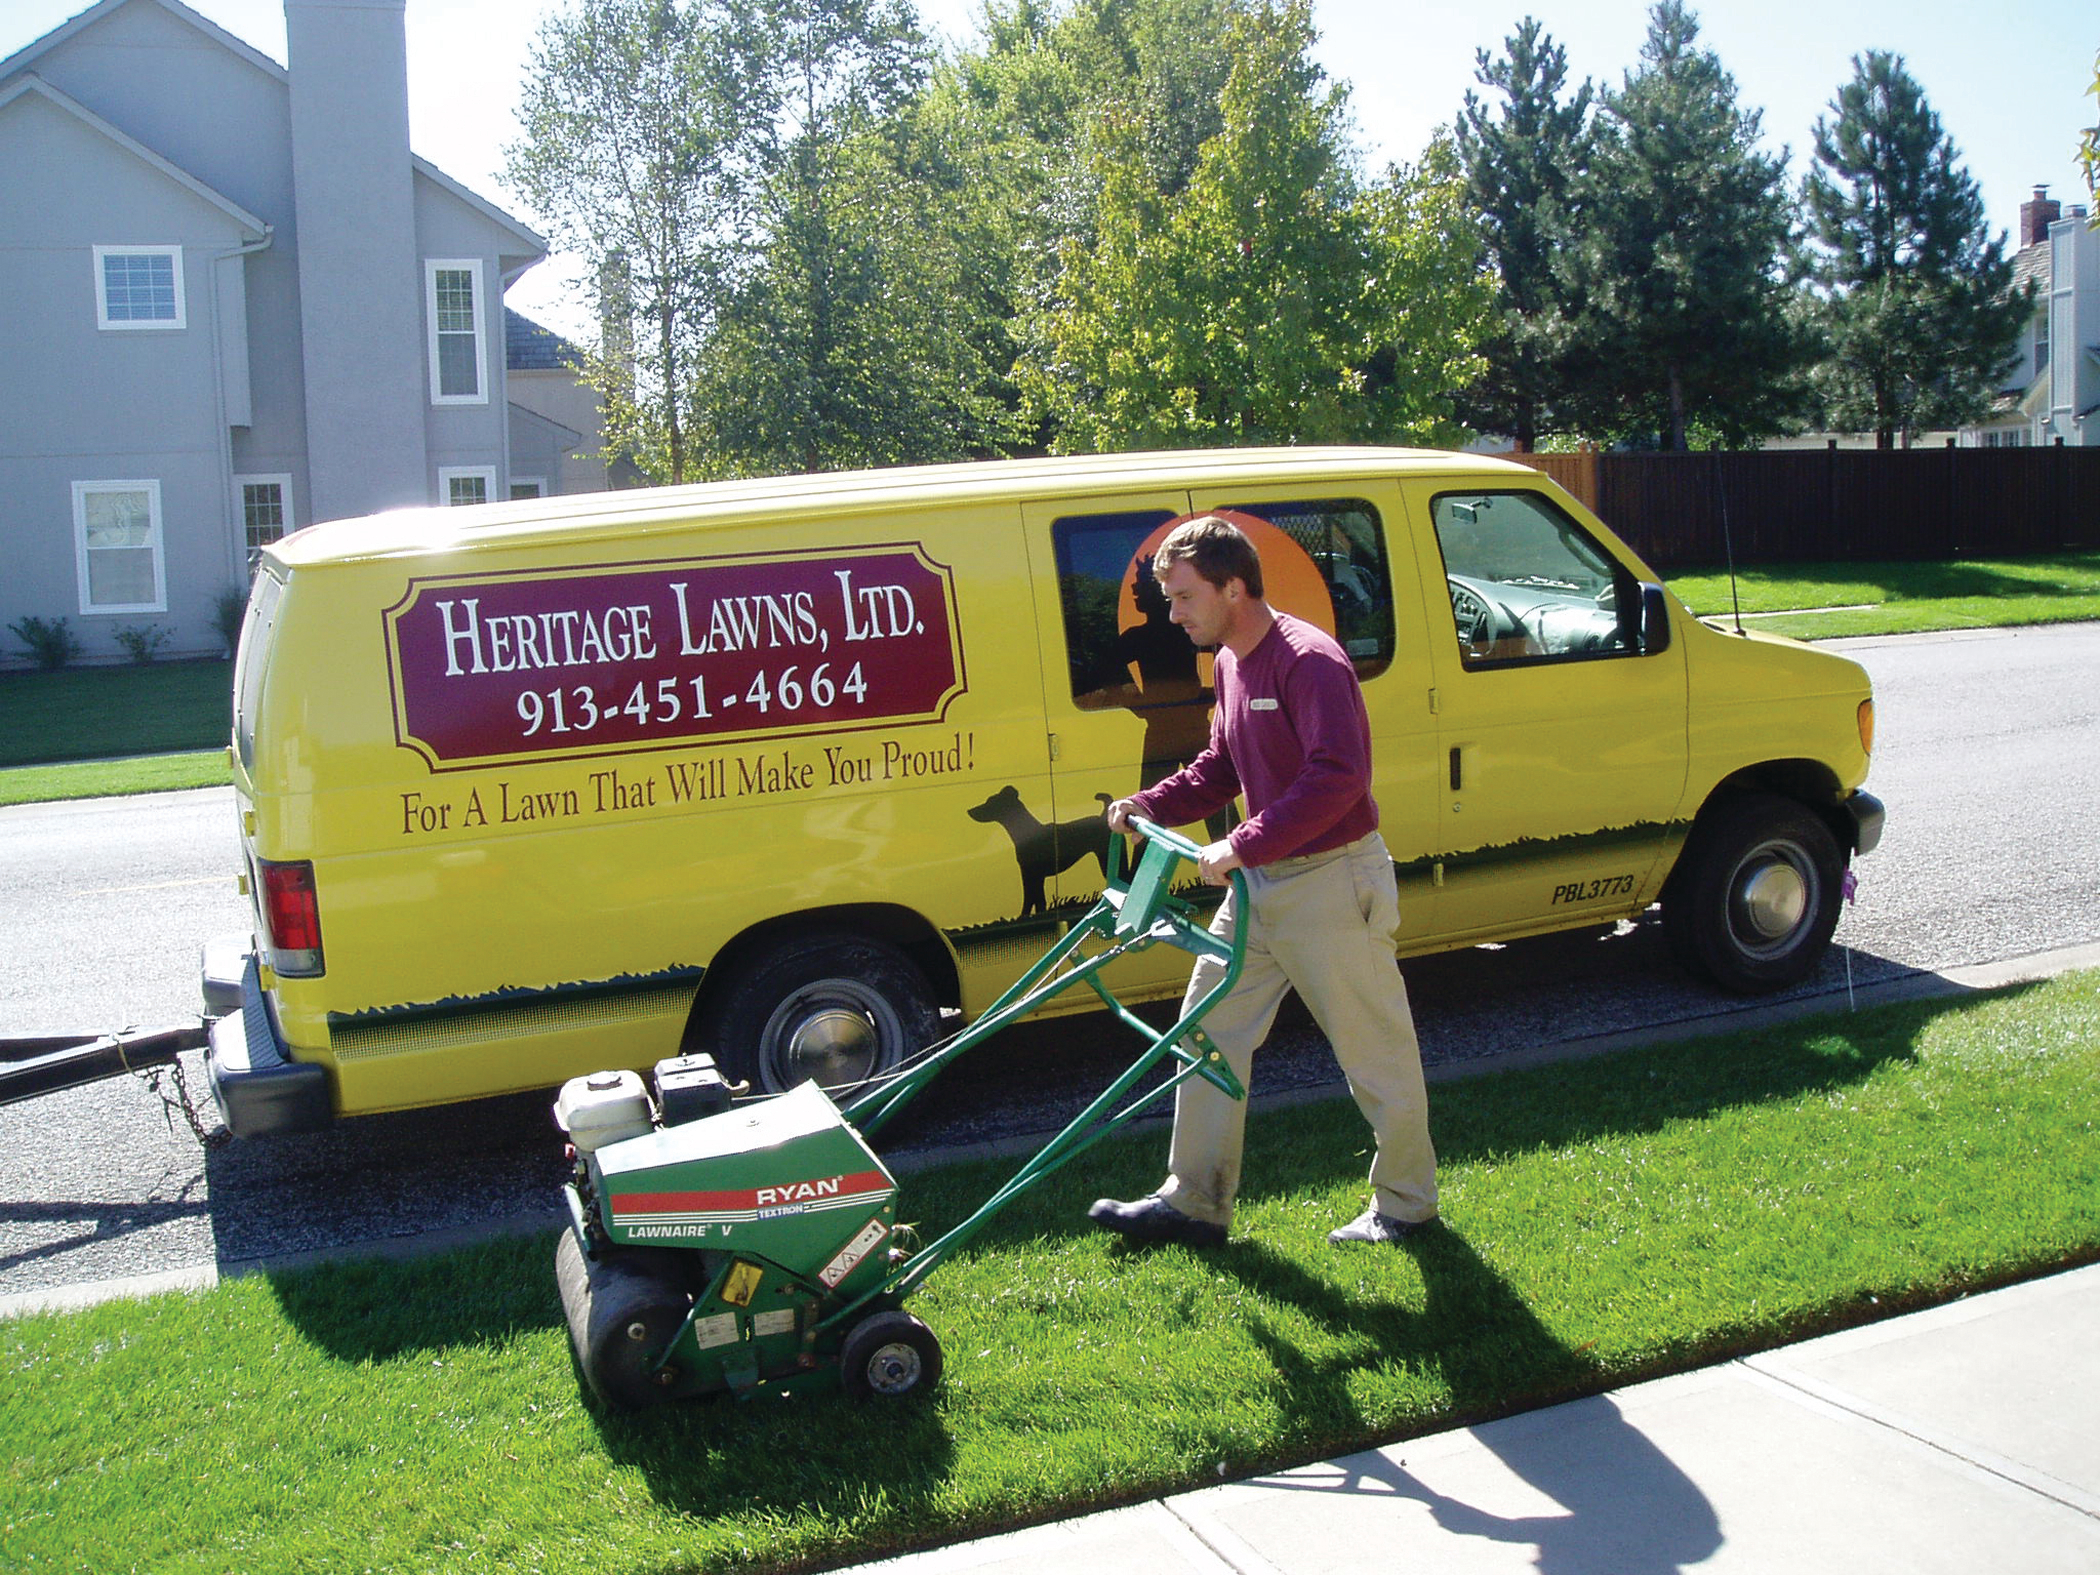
[285, 0, 429, 522]
[2020, 185, 2062, 249]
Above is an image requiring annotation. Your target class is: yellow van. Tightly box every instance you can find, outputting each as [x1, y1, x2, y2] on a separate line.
[204, 447, 1882, 1136]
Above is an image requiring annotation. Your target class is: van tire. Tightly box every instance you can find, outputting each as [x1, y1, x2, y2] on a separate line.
[702, 931, 937, 1097]
[1663, 793, 1842, 993]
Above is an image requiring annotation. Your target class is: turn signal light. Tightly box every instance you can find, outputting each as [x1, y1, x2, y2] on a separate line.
[258, 858, 325, 977]
[1857, 698, 1875, 756]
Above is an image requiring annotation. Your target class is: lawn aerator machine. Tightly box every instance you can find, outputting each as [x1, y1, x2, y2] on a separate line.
[552, 818, 1246, 1408]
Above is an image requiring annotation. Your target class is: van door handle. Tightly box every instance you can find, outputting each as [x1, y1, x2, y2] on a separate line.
[1449, 747, 1462, 791]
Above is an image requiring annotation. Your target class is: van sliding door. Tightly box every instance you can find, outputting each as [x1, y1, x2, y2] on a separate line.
[1181, 483, 1442, 940]
[1017, 493, 1194, 923]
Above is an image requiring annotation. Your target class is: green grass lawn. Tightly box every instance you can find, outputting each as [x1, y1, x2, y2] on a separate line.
[6, 971, 2097, 1574]
[1665, 550, 2100, 640]
[0, 659, 231, 767]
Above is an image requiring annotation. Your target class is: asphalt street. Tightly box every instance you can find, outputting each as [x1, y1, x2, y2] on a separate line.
[4, 620, 2098, 1303]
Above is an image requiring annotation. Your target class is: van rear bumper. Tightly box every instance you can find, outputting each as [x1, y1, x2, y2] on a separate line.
[206, 951, 332, 1137]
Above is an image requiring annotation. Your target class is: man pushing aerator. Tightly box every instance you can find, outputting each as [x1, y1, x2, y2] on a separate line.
[1091, 514, 1441, 1249]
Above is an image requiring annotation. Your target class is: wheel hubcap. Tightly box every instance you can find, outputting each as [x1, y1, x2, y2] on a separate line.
[1733, 854, 1810, 947]
[866, 1341, 922, 1394]
[762, 983, 898, 1091]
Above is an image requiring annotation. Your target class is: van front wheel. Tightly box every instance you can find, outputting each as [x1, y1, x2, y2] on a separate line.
[702, 932, 938, 1097]
[1664, 794, 1843, 993]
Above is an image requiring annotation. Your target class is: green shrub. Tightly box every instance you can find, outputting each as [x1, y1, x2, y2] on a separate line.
[7, 615, 80, 671]
[213, 586, 250, 656]
[114, 623, 173, 665]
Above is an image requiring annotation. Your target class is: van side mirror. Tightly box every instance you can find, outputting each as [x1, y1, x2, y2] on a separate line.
[1639, 582, 1671, 655]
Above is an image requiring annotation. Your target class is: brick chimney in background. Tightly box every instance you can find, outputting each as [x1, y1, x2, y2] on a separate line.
[2021, 186, 2062, 248]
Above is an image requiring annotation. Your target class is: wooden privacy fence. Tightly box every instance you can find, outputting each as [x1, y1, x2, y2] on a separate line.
[1518, 447, 2100, 570]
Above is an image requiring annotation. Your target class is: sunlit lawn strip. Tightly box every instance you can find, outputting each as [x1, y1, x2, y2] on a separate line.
[1666, 549, 2100, 636]
[5, 971, 2097, 1574]
[0, 750, 228, 806]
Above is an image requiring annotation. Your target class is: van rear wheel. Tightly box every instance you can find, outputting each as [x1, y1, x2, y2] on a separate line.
[702, 932, 937, 1097]
[1664, 793, 1843, 993]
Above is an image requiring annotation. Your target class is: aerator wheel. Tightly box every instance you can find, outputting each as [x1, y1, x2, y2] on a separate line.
[839, 1310, 943, 1400]
[555, 1231, 692, 1411]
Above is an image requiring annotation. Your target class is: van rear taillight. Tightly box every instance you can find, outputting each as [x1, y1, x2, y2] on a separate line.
[258, 858, 324, 976]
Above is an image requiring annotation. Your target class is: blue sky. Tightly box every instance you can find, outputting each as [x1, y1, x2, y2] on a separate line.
[10, 0, 2095, 341]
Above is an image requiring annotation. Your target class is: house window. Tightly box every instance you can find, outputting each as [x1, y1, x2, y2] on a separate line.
[440, 467, 495, 507]
[426, 259, 487, 403]
[94, 246, 185, 330]
[510, 477, 546, 500]
[238, 476, 293, 568]
[73, 481, 166, 613]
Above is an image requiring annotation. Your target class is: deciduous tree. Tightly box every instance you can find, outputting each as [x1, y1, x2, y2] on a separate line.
[697, 0, 1021, 473]
[507, 0, 768, 484]
[1017, 0, 1489, 451]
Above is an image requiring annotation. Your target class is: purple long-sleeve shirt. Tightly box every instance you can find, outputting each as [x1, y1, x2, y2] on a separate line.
[1128, 611, 1378, 867]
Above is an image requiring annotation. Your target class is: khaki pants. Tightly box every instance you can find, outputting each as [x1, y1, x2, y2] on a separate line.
[1155, 832, 1438, 1228]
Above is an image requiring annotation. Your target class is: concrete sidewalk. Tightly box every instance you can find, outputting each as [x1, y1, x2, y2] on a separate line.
[847, 1262, 2100, 1574]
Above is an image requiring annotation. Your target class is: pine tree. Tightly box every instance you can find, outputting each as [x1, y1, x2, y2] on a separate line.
[1556, 2, 1813, 449]
[1453, 17, 1595, 450]
[1804, 50, 2036, 448]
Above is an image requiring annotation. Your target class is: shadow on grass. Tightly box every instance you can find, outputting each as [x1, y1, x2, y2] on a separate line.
[0, 659, 233, 767]
[263, 1231, 961, 1544]
[588, 1366, 958, 1534]
[245, 980, 2020, 1555]
[1414, 980, 2006, 1168]
[265, 1232, 562, 1363]
[1211, 1227, 1723, 1574]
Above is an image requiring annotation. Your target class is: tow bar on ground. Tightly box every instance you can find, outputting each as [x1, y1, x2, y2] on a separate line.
[0, 1024, 210, 1108]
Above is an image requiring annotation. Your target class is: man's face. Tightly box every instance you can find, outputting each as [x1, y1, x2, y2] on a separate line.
[1158, 558, 1234, 648]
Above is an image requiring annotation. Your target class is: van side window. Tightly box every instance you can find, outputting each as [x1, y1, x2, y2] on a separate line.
[1216, 498, 1394, 677]
[1431, 491, 1637, 668]
[1051, 498, 1394, 710]
[1052, 509, 1182, 711]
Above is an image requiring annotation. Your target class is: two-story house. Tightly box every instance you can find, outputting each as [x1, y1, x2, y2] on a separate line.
[1969, 187, 2100, 449]
[1, 0, 605, 664]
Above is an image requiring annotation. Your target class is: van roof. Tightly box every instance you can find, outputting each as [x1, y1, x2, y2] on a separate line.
[269, 446, 1542, 567]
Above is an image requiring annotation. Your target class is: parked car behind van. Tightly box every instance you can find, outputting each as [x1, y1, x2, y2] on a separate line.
[204, 448, 1882, 1136]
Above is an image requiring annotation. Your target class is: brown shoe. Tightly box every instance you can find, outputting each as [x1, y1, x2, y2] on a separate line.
[1328, 1208, 1436, 1246]
[1087, 1195, 1226, 1248]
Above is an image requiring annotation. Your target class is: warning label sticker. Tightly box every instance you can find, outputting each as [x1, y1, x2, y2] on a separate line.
[819, 1217, 890, 1288]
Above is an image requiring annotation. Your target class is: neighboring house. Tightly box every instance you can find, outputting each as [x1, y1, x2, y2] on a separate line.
[0, 0, 608, 666]
[507, 309, 637, 498]
[1967, 187, 2100, 449]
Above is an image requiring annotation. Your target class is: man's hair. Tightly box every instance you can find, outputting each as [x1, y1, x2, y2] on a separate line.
[1153, 515, 1264, 599]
